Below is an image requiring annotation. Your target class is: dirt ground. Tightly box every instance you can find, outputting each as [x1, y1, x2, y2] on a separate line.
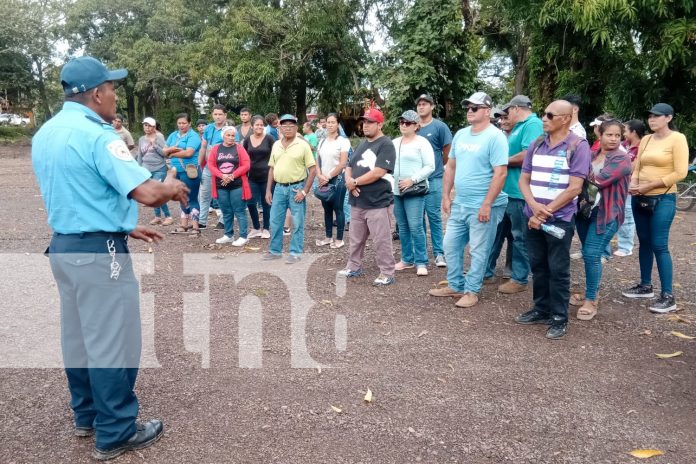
[1, 143, 695, 464]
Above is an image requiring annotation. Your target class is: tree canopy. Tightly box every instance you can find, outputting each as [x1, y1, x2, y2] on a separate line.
[0, 0, 693, 151]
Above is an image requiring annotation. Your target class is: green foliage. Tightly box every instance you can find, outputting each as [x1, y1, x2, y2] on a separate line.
[378, 0, 480, 129]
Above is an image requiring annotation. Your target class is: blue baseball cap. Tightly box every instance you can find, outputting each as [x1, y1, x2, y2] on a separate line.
[60, 56, 128, 96]
[279, 114, 298, 124]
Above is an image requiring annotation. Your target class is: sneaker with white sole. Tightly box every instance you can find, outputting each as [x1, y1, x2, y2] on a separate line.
[330, 240, 345, 249]
[215, 235, 233, 244]
[394, 261, 415, 271]
[613, 249, 632, 257]
[416, 265, 428, 276]
[316, 237, 333, 246]
[283, 227, 291, 236]
[232, 237, 249, 247]
[649, 293, 677, 313]
[622, 283, 654, 298]
[434, 255, 447, 267]
[248, 229, 262, 239]
[261, 229, 271, 239]
[337, 268, 364, 278]
[373, 274, 395, 286]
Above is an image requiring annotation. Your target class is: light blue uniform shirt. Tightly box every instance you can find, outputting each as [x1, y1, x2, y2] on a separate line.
[166, 129, 201, 172]
[203, 123, 224, 147]
[32, 102, 151, 233]
[451, 124, 509, 209]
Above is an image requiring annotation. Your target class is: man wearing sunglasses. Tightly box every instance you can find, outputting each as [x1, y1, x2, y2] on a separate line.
[428, 92, 509, 308]
[485, 95, 543, 295]
[515, 100, 591, 339]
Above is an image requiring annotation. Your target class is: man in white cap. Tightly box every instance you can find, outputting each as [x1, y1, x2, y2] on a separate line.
[428, 92, 508, 308]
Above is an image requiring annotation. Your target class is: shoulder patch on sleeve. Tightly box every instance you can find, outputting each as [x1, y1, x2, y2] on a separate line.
[106, 140, 135, 161]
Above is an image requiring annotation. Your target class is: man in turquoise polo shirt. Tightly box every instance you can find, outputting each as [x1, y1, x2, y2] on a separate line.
[485, 95, 543, 294]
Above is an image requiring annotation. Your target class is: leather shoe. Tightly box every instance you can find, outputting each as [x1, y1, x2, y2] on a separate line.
[514, 309, 551, 325]
[92, 419, 164, 461]
[546, 322, 568, 339]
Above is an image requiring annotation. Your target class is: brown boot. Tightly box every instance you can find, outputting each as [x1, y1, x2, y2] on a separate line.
[428, 287, 463, 298]
[498, 281, 528, 294]
[455, 292, 479, 308]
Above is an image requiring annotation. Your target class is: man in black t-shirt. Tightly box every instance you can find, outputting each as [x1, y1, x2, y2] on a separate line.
[339, 108, 397, 286]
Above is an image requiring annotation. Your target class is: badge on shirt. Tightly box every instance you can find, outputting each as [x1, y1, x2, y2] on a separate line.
[106, 140, 134, 161]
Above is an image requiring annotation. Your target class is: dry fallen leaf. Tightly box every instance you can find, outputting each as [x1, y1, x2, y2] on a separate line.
[448, 364, 454, 371]
[670, 331, 695, 340]
[364, 388, 372, 403]
[321, 300, 333, 306]
[245, 246, 261, 251]
[330, 405, 342, 413]
[437, 377, 447, 383]
[674, 282, 682, 288]
[418, 330, 428, 338]
[628, 449, 664, 458]
[655, 351, 683, 359]
[666, 315, 690, 324]
[642, 329, 652, 336]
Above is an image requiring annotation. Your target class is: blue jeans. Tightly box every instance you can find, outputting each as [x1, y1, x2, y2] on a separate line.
[616, 194, 635, 252]
[269, 181, 307, 256]
[198, 167, 213, 226]
[526, 218, 575, 323]
[247, 180, 271, 230]
[150, 169, 171, 218]
[176, 170, 201, 220]
[633, 193, 676, 294]
[320, 176, 347, 240]
[485, 198, 529, 284]
[217, 187, 248, 238]
[423, 177, 444, 257]
[576, 209, 619, 300]
[394, 194, 427, 266]
[444, 203, 505, 294]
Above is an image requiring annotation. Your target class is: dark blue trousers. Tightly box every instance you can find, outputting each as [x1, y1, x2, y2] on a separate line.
[48, 233, 140, 449]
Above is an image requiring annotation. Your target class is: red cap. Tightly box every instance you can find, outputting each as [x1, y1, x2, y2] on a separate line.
[360, 108, 384, 123]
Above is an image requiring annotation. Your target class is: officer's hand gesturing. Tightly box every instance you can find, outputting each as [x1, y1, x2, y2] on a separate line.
[130, 225, 165, 243]
[165, 167, 190, 206]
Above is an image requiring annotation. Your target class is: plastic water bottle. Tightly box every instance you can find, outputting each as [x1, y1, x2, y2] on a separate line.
[541, 223, 565, 239]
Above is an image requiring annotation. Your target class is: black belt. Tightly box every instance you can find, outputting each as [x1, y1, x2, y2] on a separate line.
[54, 232, 128, 240]
[275, 179, 306, 186]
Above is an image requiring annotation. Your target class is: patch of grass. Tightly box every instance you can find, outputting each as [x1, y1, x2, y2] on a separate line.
[0, 126, 34, 143]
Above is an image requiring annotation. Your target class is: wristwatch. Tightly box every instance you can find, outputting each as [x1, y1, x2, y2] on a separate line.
[352, 178, 358, 187]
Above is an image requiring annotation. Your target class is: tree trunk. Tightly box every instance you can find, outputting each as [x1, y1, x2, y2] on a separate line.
[33, 57, 51, 122]
[278, 77, 294, 115]
[125, 83, 136, 128]
[295, 72, 307, 124]
[514, 40, 529, 95]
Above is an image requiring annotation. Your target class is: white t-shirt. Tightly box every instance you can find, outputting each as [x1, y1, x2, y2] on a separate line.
[317, 135, 351, 177]
[570, 122, 587, 139]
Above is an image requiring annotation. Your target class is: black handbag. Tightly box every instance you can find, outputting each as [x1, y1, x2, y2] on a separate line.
[398, 139, 429, 197]
[314, 183, 337, 202]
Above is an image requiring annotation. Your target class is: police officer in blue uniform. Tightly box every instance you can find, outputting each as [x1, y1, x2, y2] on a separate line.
[32, 56, 189, 461]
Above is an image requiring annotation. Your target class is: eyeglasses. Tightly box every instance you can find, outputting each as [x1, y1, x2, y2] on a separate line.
[466, 106, 484, 113]
[541, 112, 571, 120]
[399, 120, 417, 126]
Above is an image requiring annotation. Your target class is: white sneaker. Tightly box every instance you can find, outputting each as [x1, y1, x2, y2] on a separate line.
[216, 235, 233, 244]
[316, 237, 333, 246]
[261, 229, 271, 239]
[613, 249, 632, 257]
[570, 251, 583, 260]
[416, 265, 428, 276]
[232, 237, 249, 247]
[434, 255, 447, 267]
[248, 229, 262, 239]
[215, 209, 222, 217]
[209, 207, 215, 213]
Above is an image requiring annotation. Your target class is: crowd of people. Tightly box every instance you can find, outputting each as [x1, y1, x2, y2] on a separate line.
[34, 55, 694, 461]
[122, 94, 692, 340]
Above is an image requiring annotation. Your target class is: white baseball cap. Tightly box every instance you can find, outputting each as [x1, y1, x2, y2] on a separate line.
[142, 117, 156, 126]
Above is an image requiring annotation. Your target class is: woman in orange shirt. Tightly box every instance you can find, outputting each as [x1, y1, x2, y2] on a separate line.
[621, 103, 689, 313]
